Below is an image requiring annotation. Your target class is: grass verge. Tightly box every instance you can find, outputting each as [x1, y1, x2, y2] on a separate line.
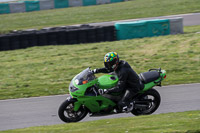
[0, 0, 200, 34]
[0, 25, 200, 100]
[1, 110, 200, 133]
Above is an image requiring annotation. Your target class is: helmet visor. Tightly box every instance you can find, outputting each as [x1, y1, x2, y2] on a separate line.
[104, 60, 116, 70]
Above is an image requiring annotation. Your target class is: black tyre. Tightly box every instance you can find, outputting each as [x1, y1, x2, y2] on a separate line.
[131, 88, 161, 116]
[58, 100, 88, 123]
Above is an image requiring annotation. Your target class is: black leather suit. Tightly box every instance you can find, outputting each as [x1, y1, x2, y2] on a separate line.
[95, 60, 141, 110]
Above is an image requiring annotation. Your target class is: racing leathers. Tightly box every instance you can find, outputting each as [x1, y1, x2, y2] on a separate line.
[94, 60, 141, 112]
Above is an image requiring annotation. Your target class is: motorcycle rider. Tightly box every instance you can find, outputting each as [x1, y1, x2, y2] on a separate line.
[93, 52, 142, 113]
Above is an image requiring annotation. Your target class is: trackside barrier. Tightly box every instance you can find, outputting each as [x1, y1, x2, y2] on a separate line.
[0, 0, 126, 15]
[25, 1, 40, 12]
[96, 0, 110, 5]
[9, 33, 20, 50]
[115, 19, 170, 40]
[0, 35, 10, 50]
[110, 0, 123, 3]
[0, 18, 183, 51]
[0, 3, 10, 14]
[83, 0, 96, 6]
[39, 0, 54, 10]
[69, 0, 83, 7]
[9, 2, 26, 13]
[169, 17, 183, 34]
[0, 25, 116, 51]
[54, 0, 69, 8]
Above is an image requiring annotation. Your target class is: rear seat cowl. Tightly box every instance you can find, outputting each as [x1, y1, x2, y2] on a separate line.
[139, 71, 160, 84]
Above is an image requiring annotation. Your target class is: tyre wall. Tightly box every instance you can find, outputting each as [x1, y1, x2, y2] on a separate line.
[0, 25, 116, 51]
[0, 0, 125, 14]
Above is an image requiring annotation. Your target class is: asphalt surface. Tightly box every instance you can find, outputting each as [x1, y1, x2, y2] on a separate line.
[0, 13, 200, 131]
[0, 83, 200, 131]
[89, 13, 200, 26]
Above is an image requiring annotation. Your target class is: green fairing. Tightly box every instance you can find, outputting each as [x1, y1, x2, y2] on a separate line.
[70, 76, 97, 96]
[141, 70, 166, 92]
[98, 75, 118, 89]
[74, 96, 115, 112]
[70, 74, 117, 112]
[69, 68, 166, 113]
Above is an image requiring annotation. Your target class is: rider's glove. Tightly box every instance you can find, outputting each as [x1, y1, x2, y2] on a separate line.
[98, 89, 108, 95]
[92, 69, 97, 74]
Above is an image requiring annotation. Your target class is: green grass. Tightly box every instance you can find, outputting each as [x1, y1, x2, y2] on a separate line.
[0, 0, 200, 34]
[1, 110, 200, 133]
[0, 25, 200, 100]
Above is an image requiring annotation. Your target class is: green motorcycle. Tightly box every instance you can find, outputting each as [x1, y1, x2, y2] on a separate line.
[58, 68, 167, 123]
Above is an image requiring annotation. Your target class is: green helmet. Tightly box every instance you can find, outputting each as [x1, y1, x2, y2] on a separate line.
[104, 52, 119, 71]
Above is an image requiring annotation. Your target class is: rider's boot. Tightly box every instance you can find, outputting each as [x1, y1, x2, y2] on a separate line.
[118, 89, 135, 113]
[122, 102, 134, 113]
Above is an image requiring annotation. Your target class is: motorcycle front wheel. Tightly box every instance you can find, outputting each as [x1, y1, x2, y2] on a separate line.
[131, 88, 161, 116]
[58, 100, 88, 123]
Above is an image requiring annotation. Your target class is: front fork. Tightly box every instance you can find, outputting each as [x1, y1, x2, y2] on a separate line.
[67, 96, 81, 112]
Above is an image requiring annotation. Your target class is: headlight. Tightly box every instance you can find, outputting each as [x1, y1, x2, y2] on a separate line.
[75, 79, 79, 85]
[69, 86, 79, 92]
[69, 80, 79, 92]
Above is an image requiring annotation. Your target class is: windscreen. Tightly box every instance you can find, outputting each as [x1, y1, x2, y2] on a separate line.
[74, 68, 95, 85]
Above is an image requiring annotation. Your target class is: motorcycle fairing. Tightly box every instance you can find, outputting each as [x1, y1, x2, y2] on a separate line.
[97, 74, 118, 89]
[73, 96, 116, 112]
[140, 70, 166, 92]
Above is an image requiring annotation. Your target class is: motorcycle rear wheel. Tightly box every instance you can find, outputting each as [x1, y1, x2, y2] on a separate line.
[58, 100, 88, 123]
[131, 88, 161, 116]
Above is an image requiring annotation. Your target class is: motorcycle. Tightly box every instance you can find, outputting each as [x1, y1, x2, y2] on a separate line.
[58, 67, 167, 123]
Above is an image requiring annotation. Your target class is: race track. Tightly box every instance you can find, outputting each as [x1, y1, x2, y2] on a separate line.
[0, 83, 200, 131]
[0, 13, 200, 131]
[89, 13, 200, 26]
